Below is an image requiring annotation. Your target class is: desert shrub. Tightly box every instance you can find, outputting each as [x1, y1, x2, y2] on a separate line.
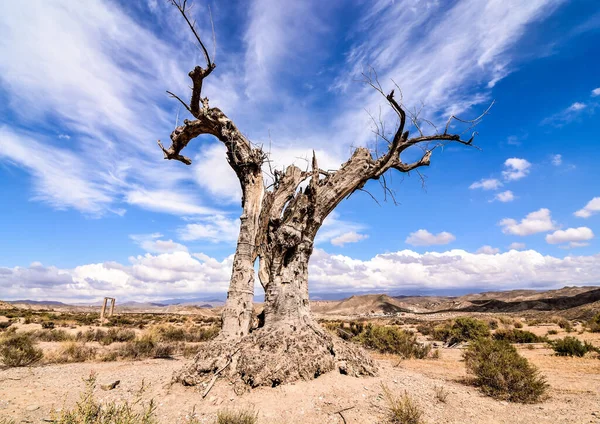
[0, 418, 15, 424]
[382, 384, 424, 424]
[51, 372, 157, 424]
[152, 343, 176, 358]
[546, 329, 558, 335]
[182, 344, 202, 359]
[41, 321, 55, 329]
[513, 321, 523, 329]
[30, 329, 74, 342]
[587, 313, 600, 333]
[50, 342, 97, 363]
[557, 319, 573, 333]
[357, 324, 430, 359]
[463, 338, 547, 403]
[216, 409, 258, 424]
[487, 320, 499, 330]
[493, 329, 546, 343]
[117, 336, 156, 359]
[433, 385, 449, 403]
[0, 333, 43, 367]
[100, 328, 136, 345]
[148, 324, 219, 343]
[116, 336, 175, 360]
[76, 329, 106, 343]
[432, 317, 490, 345]
[550, 336, 598, 357]
[0, 321, 13, 331]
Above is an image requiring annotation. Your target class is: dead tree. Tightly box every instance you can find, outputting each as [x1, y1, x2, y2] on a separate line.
[159, 0, 486, 388]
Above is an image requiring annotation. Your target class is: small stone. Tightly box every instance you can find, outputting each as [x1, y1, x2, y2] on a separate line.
[26, 405, 40, 412]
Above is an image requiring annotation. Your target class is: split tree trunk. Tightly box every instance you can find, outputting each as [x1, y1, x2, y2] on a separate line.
[162, 0, 479, 389]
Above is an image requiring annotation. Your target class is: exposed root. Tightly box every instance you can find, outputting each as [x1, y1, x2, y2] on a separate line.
[173, 325, 377, 388]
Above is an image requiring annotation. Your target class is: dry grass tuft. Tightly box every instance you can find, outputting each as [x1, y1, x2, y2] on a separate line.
[216, 408, 258, 424]
[0, 332, 43, 367]
[382, 384, 424, 424]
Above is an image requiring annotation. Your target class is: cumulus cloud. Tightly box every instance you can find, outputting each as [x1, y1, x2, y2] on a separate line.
[551, 154, 562, 166]
[406, 230, 456, 246]
[494, 190, 515, 202]
[502, 158, 531, 181]
[476, 245, 500, 255]
[592, 88, 600, 97]
[499, 208, 557, 236]
[574, 197, 600, 218]
[178, 215, 240, 244]
[5, 248, 600, 302]
[316, 212, 367, 246]
[129, 233, 188, 254]
[469, 178, 502, 190]
[546, 227, 594, 246]
[509, 242, 526, 250]
[308, 248, 600, 294]
[330, 231, 368, 247]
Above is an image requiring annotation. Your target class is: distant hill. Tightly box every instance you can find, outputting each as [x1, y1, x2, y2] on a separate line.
[312, 286, 600, 318]
[7, 300, 68, 307]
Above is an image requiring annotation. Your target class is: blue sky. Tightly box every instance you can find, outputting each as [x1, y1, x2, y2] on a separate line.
[0, 0, 599, 303]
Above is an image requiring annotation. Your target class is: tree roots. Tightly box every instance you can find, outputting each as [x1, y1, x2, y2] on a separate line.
[173, 325, 377, 389]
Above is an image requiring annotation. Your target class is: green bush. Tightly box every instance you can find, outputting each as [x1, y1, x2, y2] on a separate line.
[493, 329, 546, 343]
[100, 328, 136, 345]
[550, 336, 598, 357]
[0, 333, 43, 367]
[357, 324, 430, 359]
[432, 317, 490, 345]
[463, 338, 548, 403]
[546, 329, 558, 335]
[513, 321, 523, 329]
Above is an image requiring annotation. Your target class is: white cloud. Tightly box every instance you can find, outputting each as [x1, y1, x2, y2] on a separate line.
[193, 143, 242, 204]
[476, 245, 500, 255]
[178, 215, 240, 244]
[6, 248, 600, 302]
[308, 248, 600, 294]
[508, 242, 526, 250]
[406, 230, 456, 246]
[574, 197, 600, 218]
[470, 178, 502, 190]
[330, 232, 368, 247]
[592, 88, 600, 97]
[551, 154, 562, 166]
[129, 233, 188, 254]
[495, 190, 515, 202]
[567, 102, 586, 111]
[502, 158, 531, 181]
[316, 212, 367, 246]
[546, 227, 594, 245]
[499, 208, 557, 236]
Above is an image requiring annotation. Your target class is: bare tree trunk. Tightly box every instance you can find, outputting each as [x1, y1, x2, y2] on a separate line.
[220, 176, 263, 339]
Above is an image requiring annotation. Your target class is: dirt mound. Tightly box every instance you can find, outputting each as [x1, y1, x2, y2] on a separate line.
[0, 300, 16, 309]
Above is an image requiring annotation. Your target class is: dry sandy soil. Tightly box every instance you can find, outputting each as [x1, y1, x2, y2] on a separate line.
[1, 329, 599, 423]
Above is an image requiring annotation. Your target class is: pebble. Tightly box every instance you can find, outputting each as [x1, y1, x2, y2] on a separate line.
[26, 405, 40, 411]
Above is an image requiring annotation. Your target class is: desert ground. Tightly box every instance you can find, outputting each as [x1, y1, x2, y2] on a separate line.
[1, 287, 599, 423]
